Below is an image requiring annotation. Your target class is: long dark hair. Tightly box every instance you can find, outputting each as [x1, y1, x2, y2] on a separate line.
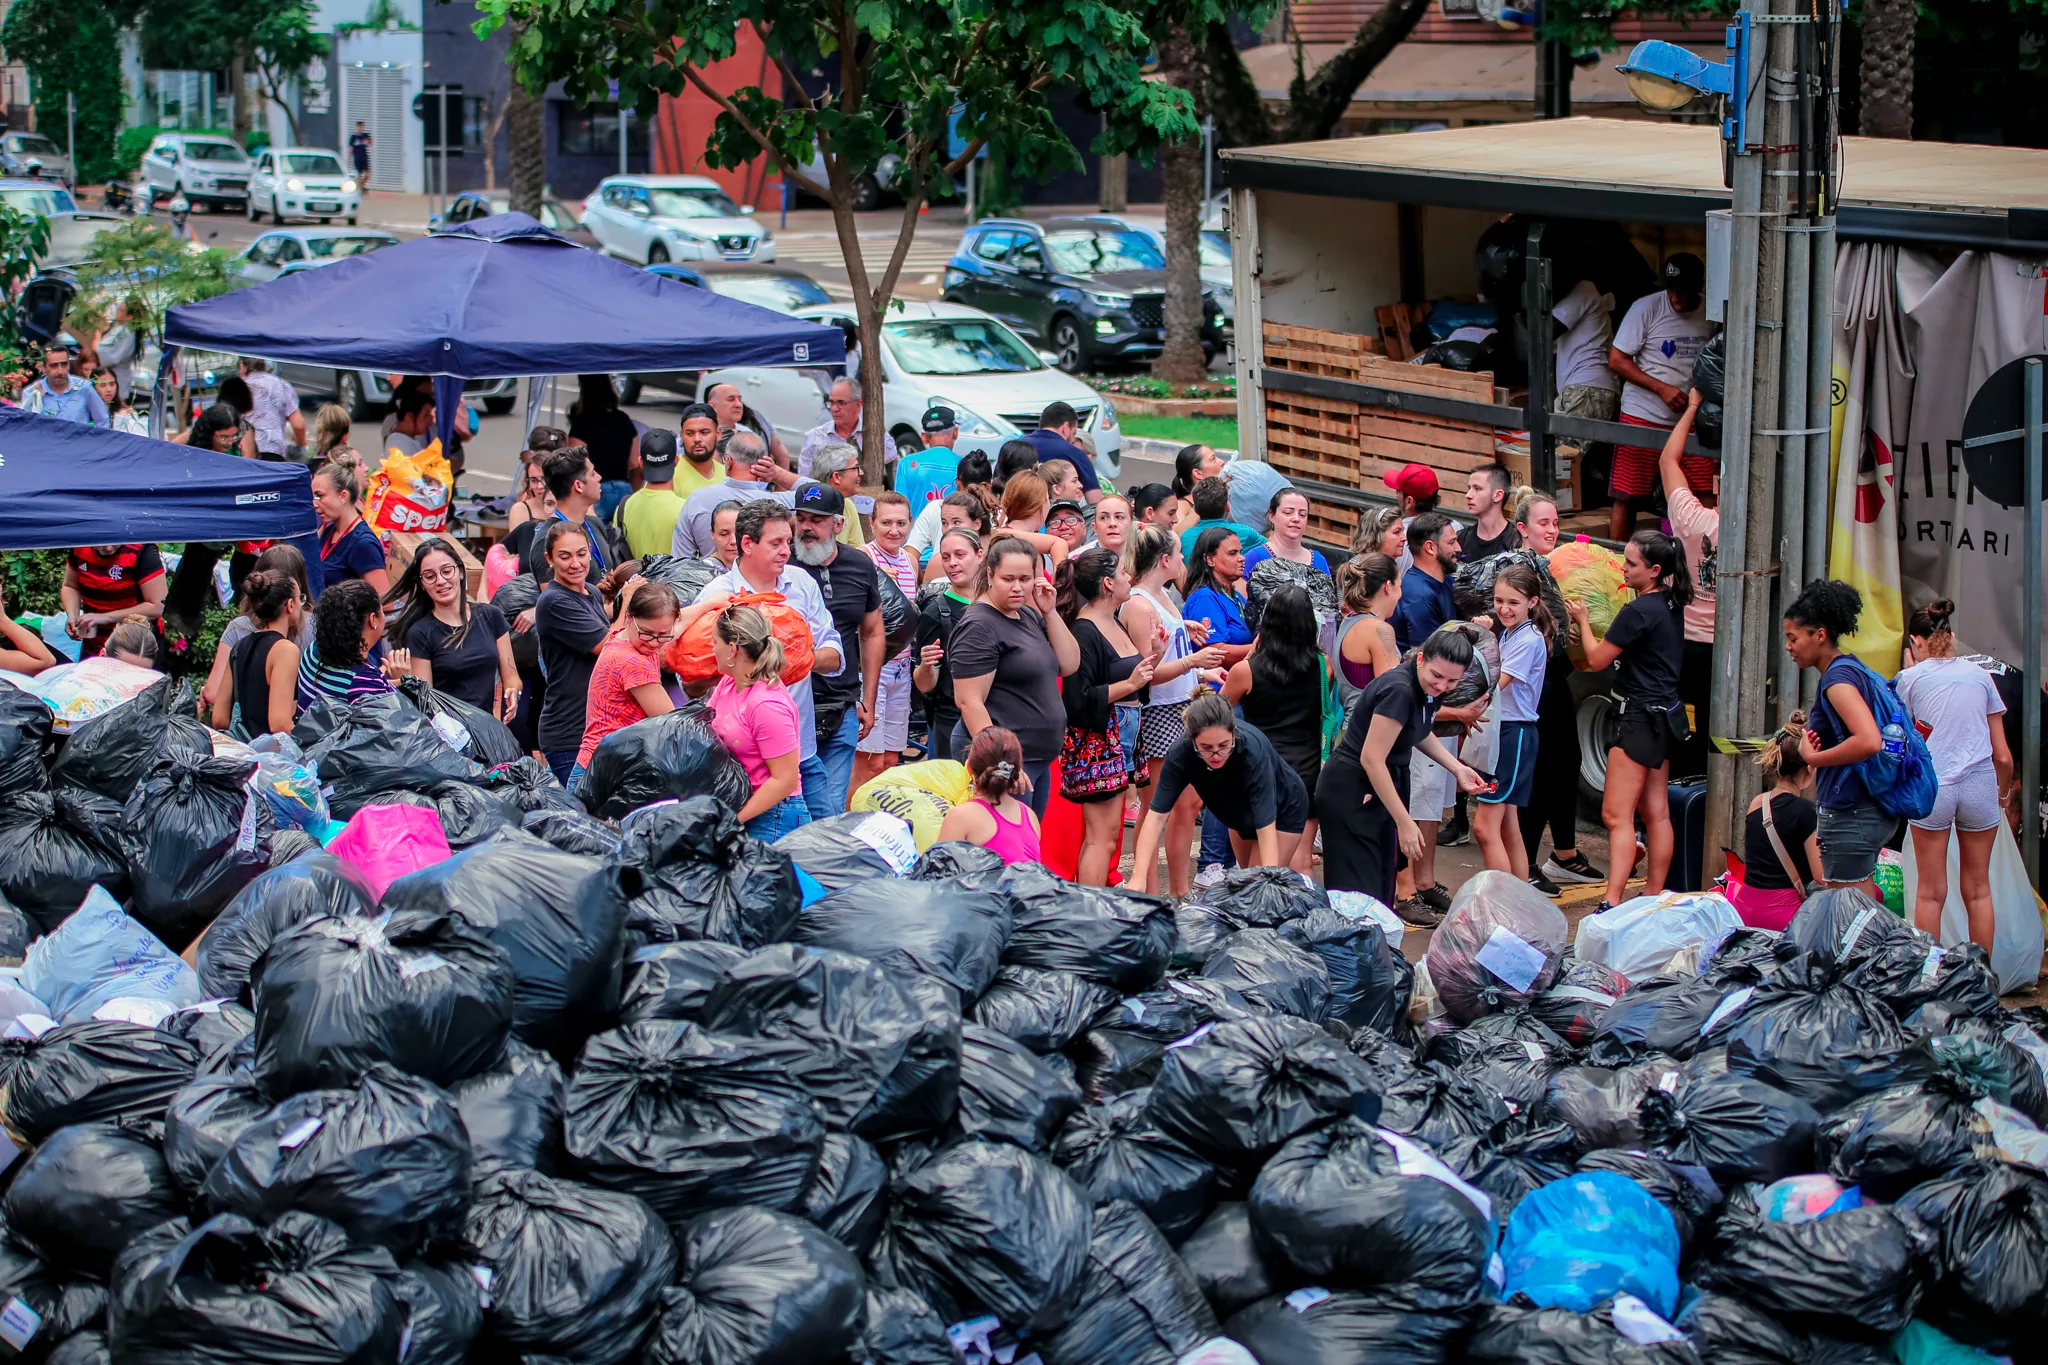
[1492, 562, 1557, 649]
[1184, 526, 1241, 602]
[1629, 530, 1694, 611]
[1172, 444, 1212, 498]
[314, 579, 381, 669]
[188, 402, 242, 452]
[1249, 584, 1319, 687]
[385, 536, 472, 650]
[1053, 547, 1118, 624]
[573, 372, 619, 418]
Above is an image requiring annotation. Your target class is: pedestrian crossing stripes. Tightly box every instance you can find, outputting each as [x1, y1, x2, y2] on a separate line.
[772, 231, 960, 276]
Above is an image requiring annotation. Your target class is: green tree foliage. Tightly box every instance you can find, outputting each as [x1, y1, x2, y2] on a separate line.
[0, 0, 128, 183]
[140, 0, 325, 144]
[65, 220, 234, 347]
[0, 202, 50, 381]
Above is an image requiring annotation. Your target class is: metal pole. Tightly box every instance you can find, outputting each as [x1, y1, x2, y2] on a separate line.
[1201, 116, 1214, 210]
[65, 92, 73, 172]
[1776, 211, 1811, 726]
[618, 102, 628, 177]
[1802, 220, 1835, 709]
[441, 86, 452, 216]
[1523, 223, 1556, 492]
[2024, 356, 2043, 889]
[966, 159, 976, 225]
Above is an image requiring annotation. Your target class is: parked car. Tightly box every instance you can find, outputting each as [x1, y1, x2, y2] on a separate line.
[247, 147, 360, 225]
[429, 190, 602, 249]
[254, 360, 518, 423]
[1113, 215, 1236, 328]
[140, 133, 254, 212]
[232, 227, 399, 286]
[0, 132, 72, 187]
[697, 298, 1124, 479]
[579, 175, 775, 266]
[0, 181, 122, 267]
[942, 215, 1224, 373]
[615, 264, 837, 402]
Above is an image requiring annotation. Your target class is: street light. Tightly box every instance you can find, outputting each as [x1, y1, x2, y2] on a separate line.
[1613, 15, 1752, 146]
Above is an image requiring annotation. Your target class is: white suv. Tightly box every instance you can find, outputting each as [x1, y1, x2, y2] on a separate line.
[579, 175, 774, 265]
[247, 147, 360, 225]
[141, 133, 253, 212]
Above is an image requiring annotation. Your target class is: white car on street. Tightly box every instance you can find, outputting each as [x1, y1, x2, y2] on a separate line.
[578, 174, 775, 266]
[140, 133, 254, 212]
[699, 299, 1123, 479]
[247, 147, 360, 225]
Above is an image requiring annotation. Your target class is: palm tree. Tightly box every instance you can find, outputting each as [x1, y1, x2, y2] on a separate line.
[507, 25, 545, 215]
[1858, 0, 1914, 137]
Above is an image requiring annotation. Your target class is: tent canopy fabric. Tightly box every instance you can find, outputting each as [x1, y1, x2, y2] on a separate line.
[0, 404, 315, 551]
[162, 211, 848, 378]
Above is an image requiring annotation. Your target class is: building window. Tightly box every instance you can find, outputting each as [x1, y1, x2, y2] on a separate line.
[557, 102, 649, 157]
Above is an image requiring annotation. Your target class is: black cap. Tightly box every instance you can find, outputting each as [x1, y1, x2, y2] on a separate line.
[794, 481, 846, 516]
[1664, 252, 1706, 292]
[640, 428, 678, 475]
[921, 405, 957, 434]
[1046, 498, 1088, 521]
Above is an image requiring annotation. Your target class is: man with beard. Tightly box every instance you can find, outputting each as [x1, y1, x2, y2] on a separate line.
[704, 379, 792, 470]
[673, 403, 729, 498]
[791, 477, 885, 817]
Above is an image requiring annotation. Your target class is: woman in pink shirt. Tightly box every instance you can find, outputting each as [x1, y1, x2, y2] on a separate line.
[707, 603, 810, 841]
[936, 726, 1041, 864]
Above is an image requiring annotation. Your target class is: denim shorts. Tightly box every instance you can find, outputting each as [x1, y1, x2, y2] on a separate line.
[1816, 798, 1900, 884]
[745, 793, 812, 843]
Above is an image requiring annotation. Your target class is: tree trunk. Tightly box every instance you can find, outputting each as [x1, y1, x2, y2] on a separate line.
[1858, 0, 1914, 137]
[506, 40, 544, 216]
[231, 51, 252, 143]
[483, 94, 510, 191]
[1153, 24, 1208, 388]
[1204, 20, 1274, 149]
[1284, 0, 1434, 141]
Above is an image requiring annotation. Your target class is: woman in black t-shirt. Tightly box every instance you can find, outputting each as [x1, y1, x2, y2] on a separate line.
[1565, 530, 1694, 908]
[1130, 692, 1313, 891]
[948, 536, 1082, 818]
[568, 373, 642, 523]
[913, 528, 981, 760]
[1315, 631, 1485, 908]
[385, 537, 519, 717]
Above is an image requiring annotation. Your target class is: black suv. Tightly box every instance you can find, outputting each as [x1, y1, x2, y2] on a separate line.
[942, 216, 1222, 373]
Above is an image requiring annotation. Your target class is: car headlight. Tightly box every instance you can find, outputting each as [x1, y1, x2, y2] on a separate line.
[1086, 290, 1134, 308]
[1212, 313, 1225, 327]
[342, 178, 358, 194]
[927, 397, 1001, 439]
[944, 267, 969, 289]
[1099, 400, 1118, 431]
[286, 177, 304, 192]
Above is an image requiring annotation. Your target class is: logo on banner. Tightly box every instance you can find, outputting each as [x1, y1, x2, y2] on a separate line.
[235, 491, 280, 506]
[793, 343, 810, 362]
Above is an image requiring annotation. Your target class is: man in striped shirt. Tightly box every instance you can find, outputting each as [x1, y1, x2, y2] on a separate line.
[62, 544, 166, 657]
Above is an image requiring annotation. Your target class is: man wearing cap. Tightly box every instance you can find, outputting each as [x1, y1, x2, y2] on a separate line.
[1046, 499, 1090, 555]
[672, 403, 730, 499]
[615, 430, 690, 559]
[792, 480, 885, 818]
[1382, 463, 1441, 577]
[895, 406, 962, 515]
[1606, 252, 1717, 540]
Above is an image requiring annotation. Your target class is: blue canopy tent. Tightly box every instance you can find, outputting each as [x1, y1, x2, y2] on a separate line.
[0, 404, 315, 551]
[160, 212, 847, 451]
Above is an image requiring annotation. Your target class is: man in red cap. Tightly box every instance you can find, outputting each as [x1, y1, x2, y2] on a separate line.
[1382, 463, 1441, 576]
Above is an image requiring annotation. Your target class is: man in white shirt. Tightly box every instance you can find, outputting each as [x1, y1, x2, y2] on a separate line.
[693, 498, 845, 764]
[1606, 252, 1716, 539]
[670, 430, 800, 558]
[239, 357, 305, 457]
[1551, 279, 1618, 421]
[797, 377, 863, 477]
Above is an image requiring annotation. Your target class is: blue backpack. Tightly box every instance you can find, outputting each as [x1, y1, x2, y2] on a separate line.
[1837, 657, 1938, 822]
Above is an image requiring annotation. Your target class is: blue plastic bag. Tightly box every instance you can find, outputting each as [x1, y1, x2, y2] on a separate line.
[1500, 1170, 1681, 1318]
[19, 885, 203, 1022]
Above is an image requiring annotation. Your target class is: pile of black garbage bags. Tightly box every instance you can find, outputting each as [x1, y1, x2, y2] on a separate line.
[0, 673, 2042, 1365]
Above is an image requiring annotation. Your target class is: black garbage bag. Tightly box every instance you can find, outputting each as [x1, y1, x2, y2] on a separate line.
[619, 940, 749, 1023]
[1277, 911, 1411, 1035]
[774, 812, 910, 890]
[1439, 1118, 1578, 1218]
[0, 679, 50, 794]
[484, 756, 586, 818]
[909, 840, 1004, 880]
[1179, 1202, 1273, 1318]
[0, 1021, 198, 1147]
[1068, 1028, 1169, 1103]
[847, 1286, 955, 1365]
[49, 677, 209, 806]
[1174, 901, 1245, 968]
[1433, 1017, 1568, 1113]
[613, 796, 798, 949]
[971, 966, 1119, 1053]
[392, 1260, 483, 1365]
[429, 779, 516, 847]
[1893, 1159, 2048, 1352]
[303, 694, 487, 819]
[1638, 1066, 1817, 1183]
[1783, 887, 1914, 967]
[461, 1168, 675, 1365]
[0, 1228, 107, 1359]
[1692, 329, 1727, 451]
[697, 943, 962, 1140]
[358, 787, 438, 810]
[1377, 1060, 1513, 1150]
[1704, 954, 1914, 1111]
[163, 1066, 270, 1194]
[794, 874, 1011, 998]
[1033, 1201, 1217, 1365]
[1844, 934, 2000, 1021]
[800, 1131, 888, 1256]
[1544, 1062, 1667, 1151]
[1201, 929, 1329, 1021]
[1679, 1289, 1809, 1365]
[195, 852, 375, 1003]
[634, 554, 720, 599]
[4, 1123, 182, 1279]
[999, 864, 1175, 992]
[0, 790, 127, 929]
[957, 1024, 1084, 1153]
[1248, 1116, 1492, 1311]
[121, 751, 275, 948]
[1194, 866, 1327, 927]
[1576, 1149, 1723, 1249]
[562, 1020, 824, 1230]
[1147, 1016, 1383, 1171]
[580, 705, 751, 820]
[876, 568, 916, 657]
[491, 572, 541, 615]
[1418, 1008, 1564, 1068]
[1818, 1032, 2022, 1198]
[451, 1039, 565, 1177]
[1465, 1297, 1702, 1365]
[1108, 978, 1269, 1044]
[1695, 1187, 1930, 1333]
[1531, 957, 1631, 1045]
[1224, 1288, 1464, 1365]
[251, 907, 515, 1095]
[1934, 1013, 2048, 1123]
[110, 1211, 403, 1365]
[397, 676, 523, 767]
[161, 999, 254, 1071]
[0, 891, 30, 959]
[202, 1063, 473, 1256]
[520, 805, 620, 856]
[641, 1207, 864, 1365]
[380, 831, 629, 1061]
[1051, 1088, 1216, 1244]
[46, 1333, 110, 1365]
[1588, 971, 1757, 1067]
[868, 1139, 1091, 1335]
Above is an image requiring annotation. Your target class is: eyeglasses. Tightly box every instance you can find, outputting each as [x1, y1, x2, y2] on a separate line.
[826, 397, 859, 409]
[420, 565, 463, 584]
[1194, 737, 1236, 761]
[637, 626, 680, 643]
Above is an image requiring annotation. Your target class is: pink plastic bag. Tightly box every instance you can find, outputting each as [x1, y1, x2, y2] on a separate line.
[326, 804, 451, 899]
[484, 541, 520, 599]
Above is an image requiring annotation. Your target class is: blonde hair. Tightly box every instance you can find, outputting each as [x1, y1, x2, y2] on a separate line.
[1352, 505, 1404, 557]
[311, 404, 352, 456]
[714, 603, 786, 685]
[314, 448, 365, 503]
[1760, 709, 1810, 785]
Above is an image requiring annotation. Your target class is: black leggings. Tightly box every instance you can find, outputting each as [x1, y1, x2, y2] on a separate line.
[1520, 650, 1580, 860]
[1675, 640, 1714, 781]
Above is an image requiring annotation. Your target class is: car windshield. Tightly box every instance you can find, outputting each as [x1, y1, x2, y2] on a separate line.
[1044, 228, 1164, 275]
[281, 153, 344, 175]
[304, 235, 392, 258]
[7, 136, 59, 157]
[0, 187, 75, 216]
[648, 187, 743, 219]
[710, 275, 832, 313]
[1199, 230, 1231, 270]
[883, 319, 1042, 375]
[186, 141, 248, 164]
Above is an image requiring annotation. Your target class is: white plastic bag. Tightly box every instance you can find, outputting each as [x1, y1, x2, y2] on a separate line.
[1899, 820, 2045, 996]
[19, 885, 203, 1023]
[1574, 891, 1743, 981]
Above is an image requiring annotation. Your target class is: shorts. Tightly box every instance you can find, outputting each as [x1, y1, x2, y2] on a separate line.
[1910, 764, 2003, 834]
[857, 657, 913, 754]
[1115, 703, 1142, 773]
[1613, 701, 1673, 771]
[1817, 798, 1900, 884]
[1608, 414, 1720, 499]
[1479, 719, 1538, 807]
[1555, 384, 1619, 421]
[1230, 765, 1311, 839]
[1137, 699, 1192, 763]
[1409, 734, 1460, 820]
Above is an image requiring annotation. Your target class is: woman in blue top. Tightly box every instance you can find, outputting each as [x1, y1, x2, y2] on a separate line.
[312, 454, 390, 597]
[1243, 488, 1334, 637]
[1182, 525, 1254, 664]
[1782, 579, 1894, 898]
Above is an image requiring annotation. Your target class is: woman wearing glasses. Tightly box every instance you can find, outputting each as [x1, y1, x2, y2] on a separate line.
[1126, 691, 1310, 892]
[385, 537, 519, 719]
[570, 579, 702, 789]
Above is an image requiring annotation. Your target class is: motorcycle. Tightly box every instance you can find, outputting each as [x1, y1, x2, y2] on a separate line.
[103, 178, 132, 213]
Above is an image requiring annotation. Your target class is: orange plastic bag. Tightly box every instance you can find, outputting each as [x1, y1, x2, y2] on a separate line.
[1547, 537, 1632, 664]
[663, 590, 815, 686]
[365, 441, 454, 534]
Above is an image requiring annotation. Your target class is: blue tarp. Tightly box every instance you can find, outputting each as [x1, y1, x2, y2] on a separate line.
[0, 404, 316, 551]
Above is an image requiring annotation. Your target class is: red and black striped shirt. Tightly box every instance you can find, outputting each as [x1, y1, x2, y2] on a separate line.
[68, 544, 164, 619]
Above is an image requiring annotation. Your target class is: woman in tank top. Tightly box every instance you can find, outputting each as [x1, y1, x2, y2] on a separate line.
[212, 569, 303, 738]
[1330, 551, 1403, 723]
[936, 725, 1043, 865]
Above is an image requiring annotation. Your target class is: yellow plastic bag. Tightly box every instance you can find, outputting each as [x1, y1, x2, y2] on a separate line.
[1548, 538, 1631, 663]
[851, 760, 973, 850]
[365, 441, 453, 534]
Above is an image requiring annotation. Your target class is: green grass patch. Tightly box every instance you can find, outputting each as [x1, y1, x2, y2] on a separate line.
[1118, 413, 1242, 450]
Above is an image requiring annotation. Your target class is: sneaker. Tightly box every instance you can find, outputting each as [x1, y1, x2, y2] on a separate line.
[1542, 852, 1605, 885]
[1414, 882, 1453, 914]
[1594, 900, 1616, 914]
[1193, 864, 1227, 894]
[1528, 870, 1563, 897]
[1438, 815, 1471, 847]
[1395, 897, 1444, 928]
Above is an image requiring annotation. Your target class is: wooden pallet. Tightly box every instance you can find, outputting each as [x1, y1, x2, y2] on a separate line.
[1374, 303, 1434, 362]
[1261, 321, 1380, 380]
[1264, 389, 1361, 486]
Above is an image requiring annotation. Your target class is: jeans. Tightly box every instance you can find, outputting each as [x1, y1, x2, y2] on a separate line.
[745, 793, 812, 843]
[1201, 809, 1238, 871]
[800, 705, 862, 822]
[544, 750, 579, 786]
[597, 479, 632, 524]
[566, 761, 587, 792]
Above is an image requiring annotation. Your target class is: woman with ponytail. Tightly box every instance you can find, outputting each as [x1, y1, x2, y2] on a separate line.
[1896, 598, 2013, 947]
[213, 569, 303, 737]
[708, 602, 810, 841]
[1728, 711, 1821, 929]
[1053, 547, 1155, 884]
